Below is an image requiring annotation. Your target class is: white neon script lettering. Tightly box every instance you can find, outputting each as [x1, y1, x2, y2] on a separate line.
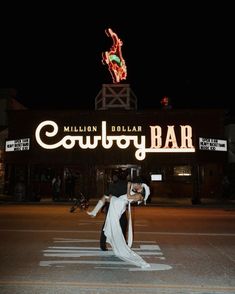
[35, 121, 146, 160]
[35, 121, 195, 161]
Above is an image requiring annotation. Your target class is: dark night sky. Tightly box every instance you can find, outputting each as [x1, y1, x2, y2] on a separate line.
[0, 3, 233, 111]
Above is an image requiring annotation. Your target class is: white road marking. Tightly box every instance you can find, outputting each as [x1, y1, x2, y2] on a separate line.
[50, 246, 106, 249]
[39, 238, 170, 271]
[130, 264, 172, 271]
[39, 260, 172, 271]
[40, 260, 126, 266]
[95, 264, 172, 271]
[139, 244, 160, 250]
[43, 252, 163, 257]
[78, 220, 104, 224]
[54, 239, 158, 243]
[54, 239, 97, 243]
[48, 244, 160, 250]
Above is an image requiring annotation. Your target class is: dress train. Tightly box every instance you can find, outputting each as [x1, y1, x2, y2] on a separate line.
[103, 195, 150, 268]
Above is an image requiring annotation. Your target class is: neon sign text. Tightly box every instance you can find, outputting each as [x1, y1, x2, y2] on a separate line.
[35, 121, 195, 161]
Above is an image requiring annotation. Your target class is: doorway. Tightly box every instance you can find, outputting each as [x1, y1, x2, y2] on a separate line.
[95, 164, 141, 198]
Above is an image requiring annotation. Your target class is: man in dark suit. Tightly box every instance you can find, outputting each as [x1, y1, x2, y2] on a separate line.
[100, 171, 128, 251]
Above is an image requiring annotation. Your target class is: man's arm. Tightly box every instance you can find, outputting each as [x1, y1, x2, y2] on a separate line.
[127, 182, 132, 197]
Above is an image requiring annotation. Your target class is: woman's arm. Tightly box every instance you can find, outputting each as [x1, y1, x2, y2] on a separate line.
[102, 194, 112, 202]
[127, 192, 143, 202]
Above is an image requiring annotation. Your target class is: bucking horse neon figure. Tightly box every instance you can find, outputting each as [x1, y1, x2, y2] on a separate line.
[102, 28, 127, 83]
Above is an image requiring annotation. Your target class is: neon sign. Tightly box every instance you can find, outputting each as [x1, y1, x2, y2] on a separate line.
[102, 28, 127, 83]
[35, 121, 195, 161]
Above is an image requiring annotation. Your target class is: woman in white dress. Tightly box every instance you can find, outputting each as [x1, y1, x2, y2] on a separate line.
[87, 179, 151, 268]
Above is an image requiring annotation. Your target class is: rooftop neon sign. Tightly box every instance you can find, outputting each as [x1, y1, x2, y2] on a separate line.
[102, 28, 127, 83]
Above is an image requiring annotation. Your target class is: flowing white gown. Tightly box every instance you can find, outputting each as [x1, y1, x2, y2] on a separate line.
[103, 192, 150, 268]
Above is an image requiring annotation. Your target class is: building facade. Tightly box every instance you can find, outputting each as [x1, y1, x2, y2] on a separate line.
[4, 103, 227, 203]
[0, 88, 27, 195]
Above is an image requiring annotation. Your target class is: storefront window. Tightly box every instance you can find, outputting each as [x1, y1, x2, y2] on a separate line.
[174, 166, 192, 176]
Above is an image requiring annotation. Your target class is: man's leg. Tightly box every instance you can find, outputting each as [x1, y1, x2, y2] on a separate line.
[100, 220, 108, 251]
[119, 211, 128, 241]
[100, 206, 127, 250]
[100, 203, 109, 250]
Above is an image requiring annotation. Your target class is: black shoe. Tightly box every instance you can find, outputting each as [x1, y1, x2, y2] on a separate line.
[100, 245, 108, 251]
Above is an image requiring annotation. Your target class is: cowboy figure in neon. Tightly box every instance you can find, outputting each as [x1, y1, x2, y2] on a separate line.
[102, 28, 127, 83]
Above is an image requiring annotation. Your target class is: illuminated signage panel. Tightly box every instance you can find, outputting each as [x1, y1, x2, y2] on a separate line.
[151, 174, 162, 181]
[199, 137, 227, 151]
[5, 138, 30, 152]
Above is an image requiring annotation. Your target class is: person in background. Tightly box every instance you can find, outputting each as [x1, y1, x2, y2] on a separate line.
[65, 173, 76, 201]
[52, 175, 61, 201]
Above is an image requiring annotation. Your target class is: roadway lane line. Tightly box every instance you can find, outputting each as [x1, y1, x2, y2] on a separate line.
[0, 280, 234, 292]
[1, 229, 235, 236]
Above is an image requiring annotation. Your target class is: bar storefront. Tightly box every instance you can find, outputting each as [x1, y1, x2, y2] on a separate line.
[4, 108, 227, 203]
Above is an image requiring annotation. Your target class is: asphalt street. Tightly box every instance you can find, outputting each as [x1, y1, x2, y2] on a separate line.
[0, 203, 234, 294]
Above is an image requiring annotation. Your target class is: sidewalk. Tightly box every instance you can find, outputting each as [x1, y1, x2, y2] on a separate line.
[1, 193, 235, 209]
[148, 196, 235, 209]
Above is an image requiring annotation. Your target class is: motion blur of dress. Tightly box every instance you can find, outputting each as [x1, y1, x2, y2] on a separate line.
[103, 194, 150, 268]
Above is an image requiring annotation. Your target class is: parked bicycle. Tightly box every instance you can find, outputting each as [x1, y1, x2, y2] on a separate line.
[69, 192, 89, 213]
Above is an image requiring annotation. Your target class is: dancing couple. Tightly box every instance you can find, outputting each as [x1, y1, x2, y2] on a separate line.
[87, 176, 151, 269]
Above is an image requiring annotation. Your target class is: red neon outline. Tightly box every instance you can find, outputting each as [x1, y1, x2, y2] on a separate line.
[102, 28, 127, 83]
